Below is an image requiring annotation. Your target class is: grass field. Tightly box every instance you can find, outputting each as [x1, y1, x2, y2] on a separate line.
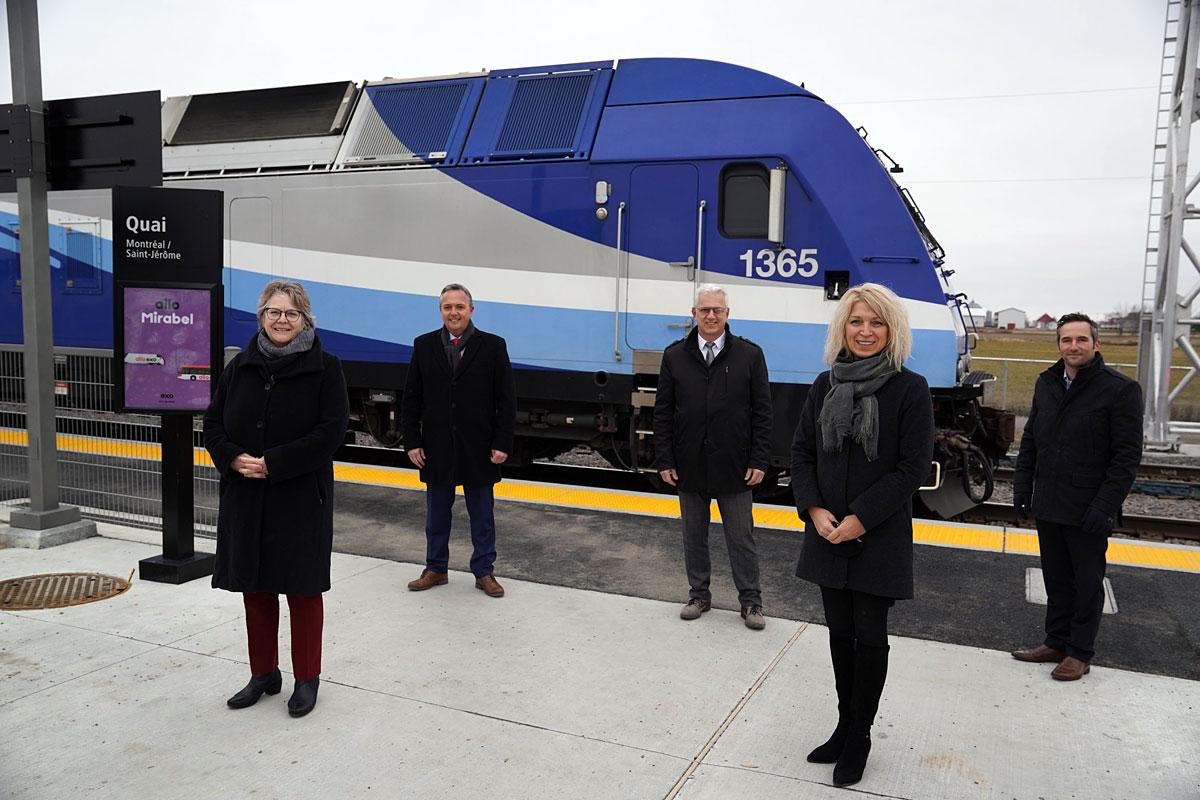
[969, 329, 1200, 420]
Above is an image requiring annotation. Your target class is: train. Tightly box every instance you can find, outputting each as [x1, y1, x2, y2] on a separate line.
[0, 58, 1013, 516]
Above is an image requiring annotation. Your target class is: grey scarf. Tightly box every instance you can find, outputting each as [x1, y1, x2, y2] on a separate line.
[818, 352, 899, 461]
[257, 326, 315, 359]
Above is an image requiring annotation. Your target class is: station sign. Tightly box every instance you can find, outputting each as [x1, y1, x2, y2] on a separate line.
[112, 186, 223, 414]
[0, 90, 162, 192]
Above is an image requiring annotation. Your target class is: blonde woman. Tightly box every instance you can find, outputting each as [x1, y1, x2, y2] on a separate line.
[204, 280, 348, 718]
[790, 283, 934, 787]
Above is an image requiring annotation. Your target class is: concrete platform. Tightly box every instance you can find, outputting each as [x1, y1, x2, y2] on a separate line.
[1, 526, 1197, 799]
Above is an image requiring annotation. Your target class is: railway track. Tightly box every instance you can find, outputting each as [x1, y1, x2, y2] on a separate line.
[337, 444, 1199, 543]
[955, 502, 1199, 543]
[994, 461, 1200, 500]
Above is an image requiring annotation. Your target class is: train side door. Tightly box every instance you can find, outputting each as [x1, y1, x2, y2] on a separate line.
[624, 164, 698, 351]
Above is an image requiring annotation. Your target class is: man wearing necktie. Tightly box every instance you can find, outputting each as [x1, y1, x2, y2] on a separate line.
[1010, 313, 1142, 680]
[653, 285, 773, 630]
[402, 283, 516, 597]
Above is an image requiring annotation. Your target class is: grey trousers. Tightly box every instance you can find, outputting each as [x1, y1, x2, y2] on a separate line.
[679, 489, 762, 607]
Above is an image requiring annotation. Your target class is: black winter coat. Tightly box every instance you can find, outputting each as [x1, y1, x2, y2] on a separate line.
[204, 334, 348, 595]
[791, 368, 934, 600]
[653, 326, 772, 495]
[1013, 354, 1142, 526]
[402, 327, 516, 486]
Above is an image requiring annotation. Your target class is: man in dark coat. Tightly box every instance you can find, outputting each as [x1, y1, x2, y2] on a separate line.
[403, 283, 516, 598]
[653, 284, 772, 629]
[1011, 312, 1143, 681]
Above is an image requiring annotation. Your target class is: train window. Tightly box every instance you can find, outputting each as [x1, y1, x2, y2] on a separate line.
[719, 164, 770, 238]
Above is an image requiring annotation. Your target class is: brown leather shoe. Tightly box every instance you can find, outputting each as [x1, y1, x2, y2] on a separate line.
[1051, 656, 1091, 681]
[475, 574, 505, 597]
[1011, 644, 1066, 663]
[407, 569, 448, 591]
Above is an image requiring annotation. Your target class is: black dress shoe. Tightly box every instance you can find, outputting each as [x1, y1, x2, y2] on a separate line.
[288, 677, 320, 718]
[226, 668, 282, 709]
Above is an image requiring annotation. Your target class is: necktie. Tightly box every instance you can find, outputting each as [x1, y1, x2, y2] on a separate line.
[451, 337, 462, 362]
[704, 341, 715, 366]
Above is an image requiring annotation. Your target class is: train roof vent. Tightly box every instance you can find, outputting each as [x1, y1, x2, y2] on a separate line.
[336, 77, 485, 168]
[165, 82, 357, 145]
[462, 62, 612, 163]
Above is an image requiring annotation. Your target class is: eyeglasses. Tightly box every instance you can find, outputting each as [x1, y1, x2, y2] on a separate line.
[263, 308, 301, 322]
[696, 307, 728, 317]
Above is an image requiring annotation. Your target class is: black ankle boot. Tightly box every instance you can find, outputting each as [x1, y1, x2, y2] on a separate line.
[287, 677, 320, 718]
[226, 668, 282, 709]
[832, 732, 872, 786]
[807, 718, 850, 763]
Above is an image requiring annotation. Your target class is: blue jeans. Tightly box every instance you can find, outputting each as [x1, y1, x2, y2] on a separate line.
[424, 483, 497, 577]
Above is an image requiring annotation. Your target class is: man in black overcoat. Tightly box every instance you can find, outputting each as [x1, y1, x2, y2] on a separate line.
[1012, 313, 1143, 680]
[402, 283, 516, 597]
[653, 284, 772, 629]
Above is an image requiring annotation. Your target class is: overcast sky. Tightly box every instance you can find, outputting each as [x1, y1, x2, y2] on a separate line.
[0, 0, 1168, 319]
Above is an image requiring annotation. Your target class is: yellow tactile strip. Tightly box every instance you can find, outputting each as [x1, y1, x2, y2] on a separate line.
[341, 462, 1200, 575]
[5, 426, 1197, 573]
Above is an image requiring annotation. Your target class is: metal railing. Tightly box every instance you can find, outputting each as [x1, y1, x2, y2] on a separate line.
[971, 356, 1196, 426]
[0, 347, 219, 534]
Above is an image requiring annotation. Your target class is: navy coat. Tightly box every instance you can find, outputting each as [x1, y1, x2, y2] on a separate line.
[653, 326, 772, 495]
[791, 368, 934, 600]
[402, 327, 516, 486]
[204, 334, 348, 595]
[1013, 353, 1142, 526]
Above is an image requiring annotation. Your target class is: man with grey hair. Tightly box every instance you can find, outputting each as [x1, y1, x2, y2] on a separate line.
[402, 283, 516, 598]
[653, 284, 773, 629]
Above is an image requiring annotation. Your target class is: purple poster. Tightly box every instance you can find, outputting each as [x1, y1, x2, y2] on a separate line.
[123, 287, 213, 411]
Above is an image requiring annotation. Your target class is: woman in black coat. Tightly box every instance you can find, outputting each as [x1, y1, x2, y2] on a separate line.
[204, 280, 348, 718]
[791, 282, 934, 787]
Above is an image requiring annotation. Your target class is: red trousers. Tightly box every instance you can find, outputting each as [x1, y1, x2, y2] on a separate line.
[243, 592, 323, 681]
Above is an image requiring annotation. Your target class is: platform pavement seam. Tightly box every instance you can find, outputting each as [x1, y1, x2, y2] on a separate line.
[662, 622, 810, 800]
[0, 626, 163, 710]
[270, 674, 698, 764]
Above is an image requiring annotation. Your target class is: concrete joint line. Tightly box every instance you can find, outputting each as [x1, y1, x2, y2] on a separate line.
[662, 622, 809, 800]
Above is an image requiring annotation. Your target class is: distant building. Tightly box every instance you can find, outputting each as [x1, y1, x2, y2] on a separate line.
[995, 307, 1027, 330]
[1034, 313, 1055, 329]
[964, 301, 993, 328]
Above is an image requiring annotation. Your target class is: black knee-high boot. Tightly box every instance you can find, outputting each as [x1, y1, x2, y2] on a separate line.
[833, 643, 889, 787]
[807, 634, 856, 763]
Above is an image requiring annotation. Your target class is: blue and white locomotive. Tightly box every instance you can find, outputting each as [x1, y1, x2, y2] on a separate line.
[0, 58, 1011, 515]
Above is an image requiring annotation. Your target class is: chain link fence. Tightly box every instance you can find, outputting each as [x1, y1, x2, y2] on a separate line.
[0, 346, 218, 534]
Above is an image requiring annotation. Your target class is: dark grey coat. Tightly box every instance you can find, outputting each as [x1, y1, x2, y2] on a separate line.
[791, 368, 934, 599]
[402, 326, 517, 486]
[1013, 353, 1142, 525]
[204, 334, 349, 595]
[652, 326, 772, 495]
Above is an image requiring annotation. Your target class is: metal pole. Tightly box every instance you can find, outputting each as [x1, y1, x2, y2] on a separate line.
[0, 0, 94, 545]
[159, 415, 195, 561]
[1155, 2, 1200, 441]
[7, 0, 61, 515]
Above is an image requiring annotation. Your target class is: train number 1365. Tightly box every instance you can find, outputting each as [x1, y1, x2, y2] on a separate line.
[739, 248, 819, 279]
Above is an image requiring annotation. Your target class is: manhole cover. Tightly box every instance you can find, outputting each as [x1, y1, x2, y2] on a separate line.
[0, 572, 132, 610]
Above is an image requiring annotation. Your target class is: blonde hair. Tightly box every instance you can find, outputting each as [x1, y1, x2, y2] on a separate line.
[823, 283, 912, 370]
[256, 280, 316, 329]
